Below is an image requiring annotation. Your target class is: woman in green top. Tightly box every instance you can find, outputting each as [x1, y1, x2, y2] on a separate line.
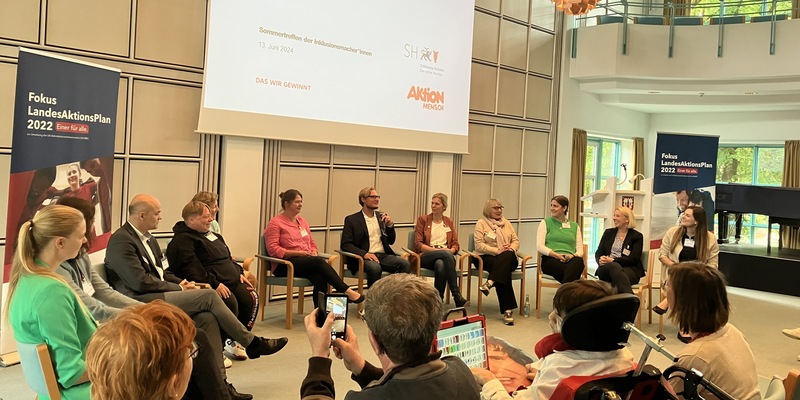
[6, 205, 97, 400]
[536, 195, 585, 283]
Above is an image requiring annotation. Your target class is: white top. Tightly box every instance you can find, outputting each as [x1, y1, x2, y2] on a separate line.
[481, 348, 634, 400]
[430, 221, 448, 248]
[363, 211, 384, 254]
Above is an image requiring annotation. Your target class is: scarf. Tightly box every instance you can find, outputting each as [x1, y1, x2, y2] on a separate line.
[483, 217, 507, 249]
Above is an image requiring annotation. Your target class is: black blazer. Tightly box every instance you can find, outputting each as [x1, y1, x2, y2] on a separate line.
[594, 228, 645, 278]
[104, 222, 183, 299]
[341, 210, 397, 268]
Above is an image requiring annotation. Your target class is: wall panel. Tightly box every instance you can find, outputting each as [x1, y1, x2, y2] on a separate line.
[280, 141, 330, 164]
[334, 146, 376, 166]
[0, 0, 39, 42]
[497, 69, 526, 117]
[522, 129, 550, 174]
[277, 167, 330, 227]
[463, 124, 494, 171]
[493, 175, 521, 220]
[0, 154, 10, 236]
[460, 174, 492, 220]
[500, 19, 528, 70]
[469, 63, 498, 113]
[46, 0, 132, 56]
[494, 127, 523, 173]
[376, 170, 417, 225]
[330, 169, 376, 225]
[127, 160, 200, 234]
[0, 63, 15, 148]
[473, 12, 500, 63]
[130, 80, 202, 157]
[135, 0, 206, 67]
[525, 75, 553, 121]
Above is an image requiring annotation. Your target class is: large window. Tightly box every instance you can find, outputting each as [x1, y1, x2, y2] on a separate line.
[689, 0, 794, 18]
[583, 138, 621, 257]
[716, 145, 784, 245]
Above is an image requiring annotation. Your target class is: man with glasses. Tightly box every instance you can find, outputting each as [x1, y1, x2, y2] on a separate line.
[340, 187, 411, 287]
[301, 274, 480, 399]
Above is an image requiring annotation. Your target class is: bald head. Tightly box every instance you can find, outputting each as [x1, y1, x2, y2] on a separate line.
[128, 194, 162, 233]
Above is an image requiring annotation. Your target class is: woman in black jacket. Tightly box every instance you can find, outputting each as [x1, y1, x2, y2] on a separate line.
[594, 206, 644, 294]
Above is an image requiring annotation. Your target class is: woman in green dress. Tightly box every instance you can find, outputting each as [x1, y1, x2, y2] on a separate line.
[6, 205, 97, 400]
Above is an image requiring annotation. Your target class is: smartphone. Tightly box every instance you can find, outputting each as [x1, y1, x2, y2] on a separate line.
[316, 293, 348, 341]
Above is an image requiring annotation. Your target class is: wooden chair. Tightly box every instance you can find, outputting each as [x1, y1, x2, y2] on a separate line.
[786, 369, 800, 400]
[709, 15, 746, 25]
[631, 249, 657, 328]
[401, 230, 465, 304]
[464, 233, 531, 315]
[535, 244, 589, 319]
[256, 234, 337, 329]
[335, 249, 391, 312]
[16, 342, 62, 400]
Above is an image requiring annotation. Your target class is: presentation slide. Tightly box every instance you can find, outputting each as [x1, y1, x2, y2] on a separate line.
[198, 0, 475, 153]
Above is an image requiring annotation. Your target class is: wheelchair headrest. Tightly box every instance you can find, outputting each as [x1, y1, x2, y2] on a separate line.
[560, 293, 640, 352]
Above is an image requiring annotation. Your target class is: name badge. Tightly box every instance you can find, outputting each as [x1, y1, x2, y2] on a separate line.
[300, 228, 309, 237]
[485, 232, 496, 240]
[161, 257, 170, 270]
[561, 222, 571, 229]
[443, 226, 452, 233]
[82, 276, 95, 297]
[622, 249, 631, 256]
[684, 238, 695, 248]
[205, 232, 218, 241]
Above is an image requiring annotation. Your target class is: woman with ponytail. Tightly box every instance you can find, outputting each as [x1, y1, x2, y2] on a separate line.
[6, 205, 96, 400]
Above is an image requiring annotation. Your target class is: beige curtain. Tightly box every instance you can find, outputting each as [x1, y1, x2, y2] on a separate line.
[570, 129, 587, 230]
[781, 140, 800, 249]
[633, 137, 645, 191]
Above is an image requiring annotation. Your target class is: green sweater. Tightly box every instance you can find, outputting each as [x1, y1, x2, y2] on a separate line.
[544, 217, 579, 255]
[10, 273, 96, 400]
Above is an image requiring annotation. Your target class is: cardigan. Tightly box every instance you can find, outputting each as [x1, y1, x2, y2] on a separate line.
[414, 213, 460, 253]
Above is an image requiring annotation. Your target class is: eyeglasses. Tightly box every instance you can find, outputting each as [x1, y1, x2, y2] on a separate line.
[367, 195, 381, 199]
[491, 206, 504, 210]
[189, 341, 200, 359]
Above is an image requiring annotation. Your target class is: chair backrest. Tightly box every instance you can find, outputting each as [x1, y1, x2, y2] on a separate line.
[787, 369, 800, 400]
[672, 16, 704, 25]
[634, 16, 665, 25]
[561, 294, 640, 351]
[16, 342, 62, 400]
[258, 233, 268, 257]
[710, 15, 746, 25]
[407, 230, 415, 249]
[468, 233, 476, 252]
[597, 15, 625, 24]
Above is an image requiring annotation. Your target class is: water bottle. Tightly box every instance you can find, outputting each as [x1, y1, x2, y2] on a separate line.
[523, 294, 531, 318]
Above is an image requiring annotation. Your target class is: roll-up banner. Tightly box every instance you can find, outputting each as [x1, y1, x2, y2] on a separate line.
[649, 132, 719, 249]
[1, 48, 119, 362]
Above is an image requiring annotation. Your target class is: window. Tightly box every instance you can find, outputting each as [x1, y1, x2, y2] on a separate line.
[689, 0, 793, 19]
[716, 145, 784, 245]
[583, 137, 621, 257]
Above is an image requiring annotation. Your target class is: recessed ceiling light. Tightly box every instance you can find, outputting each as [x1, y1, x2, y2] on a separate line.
[745, 91, 758, 95]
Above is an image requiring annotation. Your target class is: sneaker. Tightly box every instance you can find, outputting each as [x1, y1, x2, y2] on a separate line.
[223, 355, 232, 369]
[503, 310, 515, 326]
[225, 339, 248, 360]
[782, 327, 800, 340]
[226, 382, 253, 400]
[245, 336, 289, 359]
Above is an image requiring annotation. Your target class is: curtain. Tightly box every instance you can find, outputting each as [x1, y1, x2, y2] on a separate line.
[782, 140, 800, 249]
[569, 129, 587, 230]
[633, 137, 645, 190]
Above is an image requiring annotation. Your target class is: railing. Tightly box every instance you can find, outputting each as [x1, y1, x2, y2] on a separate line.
[570, 0, 797, 58]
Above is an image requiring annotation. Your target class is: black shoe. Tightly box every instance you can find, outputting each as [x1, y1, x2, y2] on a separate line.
[676, 332, 692, 344]
[351, 293, 365, 304]
[226, 382, 253, 400]
[653, 305, 668, 315]
[453, 293, 468, 308]
[245, 336, 288, 359]
[479, 282, 492, 296]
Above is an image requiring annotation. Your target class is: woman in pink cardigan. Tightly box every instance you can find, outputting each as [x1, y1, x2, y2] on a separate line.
[264, 189, 362, 308]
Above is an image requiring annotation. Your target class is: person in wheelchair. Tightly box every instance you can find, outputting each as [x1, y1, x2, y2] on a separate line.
[472, 280, 635, 399]
[665, 262, 760, 400]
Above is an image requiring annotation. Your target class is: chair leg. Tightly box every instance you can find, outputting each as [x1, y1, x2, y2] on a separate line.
[476, 267, 484, 315]
[466, 270, 472, 302]
[258, 264, 267, 321]
[285, 282, 294, 330]
[298, 288, 305, 315]
[518, 270, 526, 317]
[536, 276, 542, 319]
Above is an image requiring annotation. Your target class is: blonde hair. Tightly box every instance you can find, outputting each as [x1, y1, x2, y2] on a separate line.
[87, 301, 195, 400]
[482, 198, 502, 219]
[432, 193, 448, 211]
[614, 206, 636, 229]
[181, 200, 209, 220]
[5, 205, 86, 319]
[358, 187, 376, 206]
[191, 191, 218, 207]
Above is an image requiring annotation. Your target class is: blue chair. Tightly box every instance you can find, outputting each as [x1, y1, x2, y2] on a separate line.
[672, 16, 704, 25]
[256, 234, 335, 329]
[710, 16, 746, 25]
[633, 16, 665, 25]
[16, 342, 62, 400]
[597, 15, 625, 24]
[750, 14, 788, 23]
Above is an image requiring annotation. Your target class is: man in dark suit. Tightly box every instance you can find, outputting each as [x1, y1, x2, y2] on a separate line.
[105, 194, 288, 400]
[340, 187, 411, 287]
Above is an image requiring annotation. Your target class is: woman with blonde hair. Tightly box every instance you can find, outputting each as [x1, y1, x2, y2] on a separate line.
[87, 301, 196, 400]
[7, 205, 95, 400]
[474, 198, 521, 325]
[594, 206, 644, 294]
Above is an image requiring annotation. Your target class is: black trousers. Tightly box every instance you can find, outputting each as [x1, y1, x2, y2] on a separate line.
[221, 281, 258, 331]
[276, 256, 350, 308]
[540, 255, 584, 283]
[596, 262, 641, 294]
[476, 251, 519, 313]
[183, 319, 229, 400]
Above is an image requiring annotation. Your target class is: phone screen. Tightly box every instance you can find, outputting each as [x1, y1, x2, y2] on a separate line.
[317, 293, 348, 341]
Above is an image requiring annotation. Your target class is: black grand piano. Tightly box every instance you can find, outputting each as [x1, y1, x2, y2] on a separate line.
[716, 183, 800, 252]
[715, 183, 800, 297]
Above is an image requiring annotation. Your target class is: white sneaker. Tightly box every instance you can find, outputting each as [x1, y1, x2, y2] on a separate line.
[223, 355, 233, 369]
[783, 328, 800, 340]
[225, 339, 248, 360]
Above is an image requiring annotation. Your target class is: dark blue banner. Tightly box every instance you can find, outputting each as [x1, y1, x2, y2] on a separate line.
[653, 132, 719, 194]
